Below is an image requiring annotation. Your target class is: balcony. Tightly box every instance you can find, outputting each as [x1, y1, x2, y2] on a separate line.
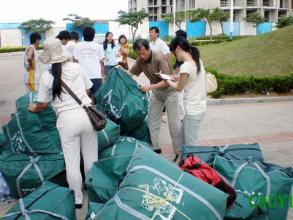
[262, 0, 275, 7]
[246, 0, 258, 7]
[220, 0, 241, 7]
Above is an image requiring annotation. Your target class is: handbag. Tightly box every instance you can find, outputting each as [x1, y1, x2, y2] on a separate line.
[61, 80, 107, 131]
[205, 72, 218, 94]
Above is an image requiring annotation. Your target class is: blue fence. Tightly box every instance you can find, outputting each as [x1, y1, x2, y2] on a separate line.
[0, 23, 21, 29]
[66, 22, 109, 41]
[186, 21, 206, 38]
[222, 22, 241, 36]
[149, 21, 169, 38]
[256, 22, 273, 35]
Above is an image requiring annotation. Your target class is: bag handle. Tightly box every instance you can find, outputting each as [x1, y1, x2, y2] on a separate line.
[61, 80, 83, 106]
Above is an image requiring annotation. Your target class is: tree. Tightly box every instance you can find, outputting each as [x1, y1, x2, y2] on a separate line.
[63, 14, 94, 29]
[116, 10, 148, 42]
[210, 8, 229, 35]
[162, 11, 186, 29]
[188, 8, 213, 38]
[20, 18, 55, 33]
[276, 16, 293, 28]
[245, 12, 265, 27]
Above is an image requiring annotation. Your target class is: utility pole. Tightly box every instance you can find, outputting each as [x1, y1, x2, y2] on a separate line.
[229, 0, 234, 39]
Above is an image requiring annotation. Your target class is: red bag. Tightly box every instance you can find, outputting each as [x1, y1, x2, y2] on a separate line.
[180, 155, 236, 208]
[180, 155, 221, 185]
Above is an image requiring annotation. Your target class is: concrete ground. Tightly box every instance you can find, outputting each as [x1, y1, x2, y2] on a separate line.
[0, 53, 292, 219]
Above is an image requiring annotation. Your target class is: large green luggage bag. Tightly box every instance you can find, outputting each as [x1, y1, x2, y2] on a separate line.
[213, 156, 293, 220]
[2, 108, 61, 155]
[0, 132, 6, 154]
[86, 137, 150, 203]
[97, 118, 120, 152]
[128, 118, 151, 144]
[182, 143, 264, 165]
[94, 68, 149, 135]
[0, 151, 66, 198]
[0, 181, 75, 220]
[91, 145, 228, 220]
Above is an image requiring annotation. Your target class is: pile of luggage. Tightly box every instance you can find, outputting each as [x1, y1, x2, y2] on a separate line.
[0, 68, 292, 220]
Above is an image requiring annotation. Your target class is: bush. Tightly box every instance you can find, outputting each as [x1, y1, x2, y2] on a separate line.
[208, 68, 293, 98]
[0, 46, 43, 53]
[276, 16, 293, 28]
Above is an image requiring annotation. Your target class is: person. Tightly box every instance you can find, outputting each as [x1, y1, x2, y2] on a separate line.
[28, 38, 98, 209]
[64, 31, 79, 57]
[118, 35, 129, 70]
[149, 26, 172, 123]
[103, 32, 119, 76]
[127, 39, 182, 159]
[56, 30, 71, 46]
[73, 27, 105, 95]
[173, 29, 187, 73]
[166, 37, 206, 149]
[23, 32, 42, 92]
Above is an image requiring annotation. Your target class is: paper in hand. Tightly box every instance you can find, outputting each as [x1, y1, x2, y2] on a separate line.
[159, 73, 174, 80]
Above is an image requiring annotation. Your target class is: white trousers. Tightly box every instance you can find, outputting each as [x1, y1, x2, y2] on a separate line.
[57, 108, 98, 204]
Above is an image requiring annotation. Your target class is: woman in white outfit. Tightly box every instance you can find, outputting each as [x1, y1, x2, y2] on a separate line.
[28, 38, 98, 209]
[165, 37, 206, 150]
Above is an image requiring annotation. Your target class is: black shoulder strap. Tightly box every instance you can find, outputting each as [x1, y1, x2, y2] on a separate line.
[61, 80, 83, 106]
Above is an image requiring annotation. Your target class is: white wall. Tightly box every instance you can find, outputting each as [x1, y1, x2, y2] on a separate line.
[109, 21, 131, 40]
[0, 29, 22, 47]
[134, 21, 150, 40]
[240, 22, 256, 35]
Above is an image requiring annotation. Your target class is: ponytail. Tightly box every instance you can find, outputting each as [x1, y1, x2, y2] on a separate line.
[50, 63, 63, 100]
[190, 47, 201, 73]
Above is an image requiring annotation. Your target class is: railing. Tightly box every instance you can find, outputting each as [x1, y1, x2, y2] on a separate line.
[262, 1, 274, 7]
[246, 0, 257, 7]
[220, 0, 230, 7]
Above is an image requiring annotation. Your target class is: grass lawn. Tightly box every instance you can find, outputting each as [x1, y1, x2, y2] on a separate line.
[198, 25, 293, 77]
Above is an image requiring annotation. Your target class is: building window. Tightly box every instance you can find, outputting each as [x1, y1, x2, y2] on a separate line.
[162, 6, 167, 13]
[162, 0, 167, 5]
[189, 0, 195, 8]
[264, 10, 270, 21]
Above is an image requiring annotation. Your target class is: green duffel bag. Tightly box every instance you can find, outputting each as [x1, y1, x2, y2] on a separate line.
[213, 156, 293, 220]
[124, 118, 151, 144]
[15, 92, 38, 111]
[0, 132, 6, 154]
[86, 202, 105, 220]
[0, 181, 75, 220]
[92, 145, 228, 220]
[0, 151, 66, 198]
[94, 68, 149, 135]
[97, 118, 120, 152]
[86, 137, 150, 203]
[2, 108, 61, 155]
[182, 143, 264, 165]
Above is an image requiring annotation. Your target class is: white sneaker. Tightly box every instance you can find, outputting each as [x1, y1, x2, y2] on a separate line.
[161, 115, 167, 123]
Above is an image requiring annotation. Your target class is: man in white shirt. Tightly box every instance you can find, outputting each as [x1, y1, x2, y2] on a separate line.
[73, 27, 105, 95]
[149, 26, 172, 123]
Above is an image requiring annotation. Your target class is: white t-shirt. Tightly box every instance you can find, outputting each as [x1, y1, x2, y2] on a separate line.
[179, 60, 207, 115]
[150, 38, 170, 56]
[37, 62, 93, 116]
[73, 41, 104, 79]
[64, 40, 77, 57]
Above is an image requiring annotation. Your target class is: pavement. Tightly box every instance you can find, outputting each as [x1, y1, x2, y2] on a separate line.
[0, 54, 292, 219]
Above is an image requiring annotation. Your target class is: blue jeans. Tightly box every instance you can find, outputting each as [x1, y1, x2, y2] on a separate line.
[183, 112, 205, 146]
[90, 78, 103, 95]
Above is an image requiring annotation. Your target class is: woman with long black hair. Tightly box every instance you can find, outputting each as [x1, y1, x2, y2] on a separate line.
[103, 31, 119, 76]
[28, 38, 97, 209]
[166, 37, 206, 150]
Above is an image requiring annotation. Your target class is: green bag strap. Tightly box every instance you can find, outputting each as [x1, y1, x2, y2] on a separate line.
[16, 156, 44, 198]
[123, 165, 223, 220]
[231, 160, 271, 204]
[2, 198, 68, 220]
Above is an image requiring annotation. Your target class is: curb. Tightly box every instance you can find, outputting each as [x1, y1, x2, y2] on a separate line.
[207, 96, 293, 105]
[0, 51, 24, 57]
